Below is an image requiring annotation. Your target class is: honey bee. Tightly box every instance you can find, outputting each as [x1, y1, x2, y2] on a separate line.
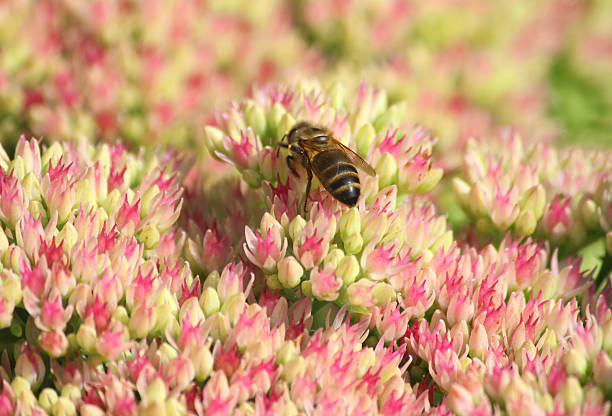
[276, 121, 376, 214]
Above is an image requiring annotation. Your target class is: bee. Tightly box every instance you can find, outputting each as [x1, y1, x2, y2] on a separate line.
[276, 121, 376, 214]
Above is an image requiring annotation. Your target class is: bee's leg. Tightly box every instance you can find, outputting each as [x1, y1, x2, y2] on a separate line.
[286, 155, 300, 178]
[303, 157, 313, 216]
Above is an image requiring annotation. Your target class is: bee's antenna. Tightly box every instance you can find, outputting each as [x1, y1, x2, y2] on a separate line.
[276, 133, 288, 157]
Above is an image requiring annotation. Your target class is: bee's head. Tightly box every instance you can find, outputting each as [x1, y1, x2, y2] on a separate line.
[286, 121, 326, 144]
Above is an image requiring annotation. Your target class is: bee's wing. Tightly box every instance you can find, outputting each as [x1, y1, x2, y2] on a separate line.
[334, 140, 376, 176]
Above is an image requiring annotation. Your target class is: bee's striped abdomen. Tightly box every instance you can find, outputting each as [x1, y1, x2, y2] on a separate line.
[312, 149, 360, 206]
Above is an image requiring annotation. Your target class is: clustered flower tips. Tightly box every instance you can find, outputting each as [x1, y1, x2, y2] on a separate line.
[453, 133, 612, 254]
[205, 82, 449, 309]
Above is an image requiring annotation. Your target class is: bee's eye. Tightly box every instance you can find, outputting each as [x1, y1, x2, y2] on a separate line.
[312, 135, 328, 143]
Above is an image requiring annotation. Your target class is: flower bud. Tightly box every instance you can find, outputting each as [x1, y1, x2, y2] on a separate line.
[328, 81, 346, 109]
[22, 173, 40, 202]
[76, 320, 98, 355]
[0, 227, 8, 253]
[579, 197, 599, 229]
[42, 142, 63, 173]
[278, 113, 296, 141]
[515, 210, 536, 237]
[74, 178, 96, 211]
[138, 224, 160, 250]
[200, 287, 220, 317]
[277, 256, 303, 289]
[61, 384, 81, 401]
[53, 397, 76, 416]
[189, 345, 213, 382]
[15, 347, 45, 389]
[336, 255, 360, 285]
[288, 215, 306, 243]
[563, 347, 588, 380]
[80, 404, 106, 416]
[153, 289, 178, 333]
[245, 103, 267, 138]
[310, 266, 341, 301]
[521, 184, 546, 220]
[129, 302, 157, 339]
[38, 388, 58, 413]
[143, 377, 167, 406]
[338, 207, 361, 242]
[452, 177, 471, 208]
[204, 126, 226, 154]
[469, 182, 490, 218]
[413, 168, 443, 194]
[343, 232, 363, 255]
[606, 231, 612, 256]
[282, 356, 306, 382]
[371, 282, 395, 305]
[38, 330, 68, 357]
[561, 376, 583, 411]
[179, 297, 205, 327]
[354, 123, 376, 156]
[375, 153, 397, 189]
[469, 324, 489, 360]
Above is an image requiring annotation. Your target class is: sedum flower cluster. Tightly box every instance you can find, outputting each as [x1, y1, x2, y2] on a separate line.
[0, 79, 608, 415]
[453, 132, 612, 257]
[199, 82, 612, 414]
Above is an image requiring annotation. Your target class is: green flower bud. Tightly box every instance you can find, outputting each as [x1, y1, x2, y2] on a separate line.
[204, 126, 225, 154]
[288, 215, 306, 243]
[375, 153, 397, 189]
[413, 168, 443, 193]
[276, 341, 298, 365]
[138, 224, 160, 250]
[328, 81, 346, 109]
[277, 256, 304, 289]
[452, 177, 471, 209]
[336, 255, 360, 285]
[521, 184, 546, 220]
[38, 388, 58, 413]
[579, 197, 599, 229]
[56, 223, 78, 253]
[354, 123, 376, 157]
[266, 274, 283, 290]
[245, 103, 267, 138]
[61, 384, 81, 401]
[53, 397, 76, 416]
[278, 113, 296, 141]
[144, 377, 167, 405]
[301, 280, 312, 298]
[0, 227, 8, 253]
[22, 173, 41, 201]
[282, 356, 306, 382]
[515, 209, 537, 237]
[371, 282, 396, 305]
[469, 182, 489, 218]
[563, 348, 588, 380]
[343, 232, 364, 255]
[10, 156, 26, 181]
[200, 287, 220, 317]
[561, 376, 583, 411]
[41, 142, 63, 175]
[338, 207, 361, 242]
[324, 248, 344, 268]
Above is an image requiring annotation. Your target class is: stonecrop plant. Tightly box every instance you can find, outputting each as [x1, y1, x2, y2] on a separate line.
[1, 1, 612, 415]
